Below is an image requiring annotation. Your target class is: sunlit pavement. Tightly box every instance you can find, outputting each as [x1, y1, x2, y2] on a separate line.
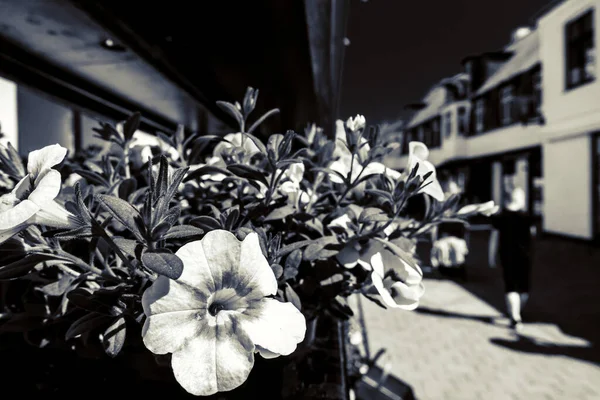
[351, 274, 600, 400]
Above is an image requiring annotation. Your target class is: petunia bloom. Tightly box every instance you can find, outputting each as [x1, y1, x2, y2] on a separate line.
[142, 230, 306, 396]
[404, 141, 445, 202]
[213, 132, 260, 160]
[0, 144, 77, 244]
[368, 240, 425, 310]
[329, 119, 397, 192]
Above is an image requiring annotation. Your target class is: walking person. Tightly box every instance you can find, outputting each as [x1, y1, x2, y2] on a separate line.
[489, 186, 537, 332]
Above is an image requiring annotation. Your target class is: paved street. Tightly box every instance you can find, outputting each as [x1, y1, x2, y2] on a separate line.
[351, 256, 600, 400]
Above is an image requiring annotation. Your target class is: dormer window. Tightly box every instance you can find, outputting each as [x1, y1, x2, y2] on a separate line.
[475, 98, 485, 133]
[458, 106, 468, 135]
[500, 85, 515, 125]
[444, 111, 453, 138]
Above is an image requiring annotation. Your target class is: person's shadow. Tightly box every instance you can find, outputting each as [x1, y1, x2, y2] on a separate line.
[490, 334, 600, 366]
[415, 306, 498, 324]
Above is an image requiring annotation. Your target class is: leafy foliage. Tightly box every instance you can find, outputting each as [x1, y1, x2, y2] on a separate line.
[0, 87, 478, 363]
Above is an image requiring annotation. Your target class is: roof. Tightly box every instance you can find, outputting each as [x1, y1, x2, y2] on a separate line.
[406, 73, 469, 129]
[405, 88, 445, 128]
[475, 30, 540, 96]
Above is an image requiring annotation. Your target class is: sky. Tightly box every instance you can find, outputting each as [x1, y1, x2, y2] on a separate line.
[339, 0, 555, 126]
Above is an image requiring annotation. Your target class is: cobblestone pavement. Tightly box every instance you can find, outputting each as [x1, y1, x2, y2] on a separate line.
[351, 273, 600, 400]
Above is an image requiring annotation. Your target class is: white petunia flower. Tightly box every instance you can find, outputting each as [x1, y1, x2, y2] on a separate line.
[0, 144, 77, 244]
[404, 142, 445, 202]
[213, 132, 260, 160]
[346, 114, 366, 132]
[141, 230, 306, 396]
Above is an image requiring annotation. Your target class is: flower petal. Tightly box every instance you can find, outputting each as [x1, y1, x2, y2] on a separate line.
[175, 239, 219, 294]
[237, 232, 278, 299]
[200, 230, 242, 292]
[0, 224, 28, 245]
[408, 141, 429, 163]
[142, 277, 209, 354]
[360, 162, 386, 179]
[0, 199, 39, 229]
[27, 144, 67, 178]
[32, 200, 76, 229]
[28, 170, 62, 208]
[380, 249, 422, 286]
[239, 298, 306, 357]
[171, 313, 255, 396]
[255, 345, 280, 359]
[389, 281, 425, 309]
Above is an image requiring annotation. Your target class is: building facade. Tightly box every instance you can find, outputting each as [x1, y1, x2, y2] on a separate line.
[387, 0, 600, 242]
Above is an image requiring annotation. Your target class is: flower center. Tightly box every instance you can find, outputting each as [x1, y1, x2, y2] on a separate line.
[208, 302, 226, 316]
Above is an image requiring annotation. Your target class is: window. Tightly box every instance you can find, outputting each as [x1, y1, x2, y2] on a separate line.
[500, 85, 515, 125]
[457, 106, 468, 135]
[417, 126, 424, 142]
[431, 118, 441, 148]
[444, 111, 453, 137]
[566, 9, 595, 89]
[533, 70, 542, 114]
[475, 98, 485, 133]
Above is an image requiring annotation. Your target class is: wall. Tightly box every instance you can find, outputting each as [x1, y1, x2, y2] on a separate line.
[543, 135, 593, 239]
[538, 0, 600, 138]
[17, 87, 74, 156]
[0, 76, 18, 149]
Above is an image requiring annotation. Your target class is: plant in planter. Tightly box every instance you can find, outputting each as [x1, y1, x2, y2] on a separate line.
[0, 88, 495, 398]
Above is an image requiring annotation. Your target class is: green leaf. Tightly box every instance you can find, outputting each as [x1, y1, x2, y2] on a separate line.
[151, 221, 172, 241]
[38, 274, 76, 296]
[264, 204, 296, 221]
[142, 251, 184, 279]
[96, 195, 145, 240]
[284, 284, 302, 311]
[190, 215, 222, 231]
[49, 226, 94, 241]
[166, 167, 189, 202]
[163, 225, 204, 240]
[65, 312, 112, 340]
[276, 240, 312, 258]
[241, 132, 268, 155]
[227, 164, 269, 186]
[123, 112, 141, 142]
[271, 263, 283, 279]
[67, 288, 115, 315]
[0, 254, 60, 280]
[112, 238, 145, 259]
[303, 236, 339, 262]
[284, 249, 302, 280]
[73, 169, 109, 187]
[216, 101, 244, 129]
[103, 317, 126, 358]
[154, 155, 169, 202]
[247, 108, 280, 135]
[118, 178, 138, 201]
[365, 189, 394, 204]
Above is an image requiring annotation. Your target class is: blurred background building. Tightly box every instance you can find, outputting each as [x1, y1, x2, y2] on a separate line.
[0, 0, 350, 153]
[386, 0, 600, 243]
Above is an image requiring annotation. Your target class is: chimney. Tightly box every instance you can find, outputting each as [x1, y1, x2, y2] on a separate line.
[511, 26, 532, 44]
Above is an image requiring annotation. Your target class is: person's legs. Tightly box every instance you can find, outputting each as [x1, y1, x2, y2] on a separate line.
[505, 291, 522, 322]
[501, 254, 523, 330]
